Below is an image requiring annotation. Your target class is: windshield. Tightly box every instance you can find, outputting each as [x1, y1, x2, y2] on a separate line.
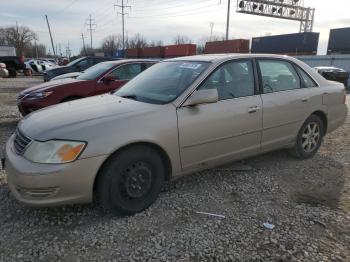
[77, 63, 116, 81]
[115, 61, 210, 104]
[66, 57, 85, 67]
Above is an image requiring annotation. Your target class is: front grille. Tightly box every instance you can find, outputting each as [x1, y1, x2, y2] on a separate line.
[13, 129, 32, 155]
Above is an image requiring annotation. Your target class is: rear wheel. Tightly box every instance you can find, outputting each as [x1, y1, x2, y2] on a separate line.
[289, 115, 324, 159]
[96, 146, 165, 216]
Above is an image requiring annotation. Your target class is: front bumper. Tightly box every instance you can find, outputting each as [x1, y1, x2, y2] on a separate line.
[4, 134, 107, 207]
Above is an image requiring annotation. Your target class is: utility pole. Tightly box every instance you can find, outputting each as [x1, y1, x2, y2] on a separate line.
[81, 32, 87, 56]
[45, 15, 57, 59]
[225, 0, 231, 40]
[85, 14, 96, 49]
[66, 42, 71, 58]
[34, 40, 38, 58]
[114, 0, 131, 51]
[209, 22, 214, 41]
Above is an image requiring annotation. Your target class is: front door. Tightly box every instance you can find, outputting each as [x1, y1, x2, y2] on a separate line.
[177, 59, 263, 171]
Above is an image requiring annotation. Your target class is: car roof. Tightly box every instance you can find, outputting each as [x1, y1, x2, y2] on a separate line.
[165, 53, 296, 63]
[99, 59, 160, 65]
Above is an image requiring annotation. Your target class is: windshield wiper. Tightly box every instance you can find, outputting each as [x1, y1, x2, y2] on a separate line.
[119, 94, 138, 100]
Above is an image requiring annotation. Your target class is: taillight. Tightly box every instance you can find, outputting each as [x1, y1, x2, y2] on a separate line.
[342, 94, 346, 104]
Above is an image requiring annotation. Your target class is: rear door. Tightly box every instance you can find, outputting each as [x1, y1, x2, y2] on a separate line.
[95, 63, 143, 94]
[257, 59, 311, 152]
[177, 59, 263, 171]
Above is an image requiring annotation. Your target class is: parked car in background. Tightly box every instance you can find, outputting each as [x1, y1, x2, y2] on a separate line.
[43, 56, 119, 81]
[51, 72, 82, 81]
[0, 56, 25, 77]
[17, 59, 157, 115]
[0, 62, 9, 77]
[4, 54, 347, 215]
[314, 66, 349, 87]
[24, 59, 57, 74]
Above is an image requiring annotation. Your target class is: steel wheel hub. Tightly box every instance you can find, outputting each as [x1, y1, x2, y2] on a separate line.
[123, 162, 152, 199]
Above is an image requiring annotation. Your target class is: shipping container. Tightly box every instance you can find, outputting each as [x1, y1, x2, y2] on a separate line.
[125, 48, 142, 58]
[251, 32, 319, 55]
[164, 44, 196, 57]
[140, 46, 164, 58]
[327, 27, 350, 55]
[204, 39, 250, 54]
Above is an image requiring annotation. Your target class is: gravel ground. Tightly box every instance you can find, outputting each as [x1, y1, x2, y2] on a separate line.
[0, 78, 350, 261]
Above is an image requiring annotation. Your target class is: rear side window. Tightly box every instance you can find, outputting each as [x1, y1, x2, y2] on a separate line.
[258, 60, 301, 93]
[295, 66, 318, 88]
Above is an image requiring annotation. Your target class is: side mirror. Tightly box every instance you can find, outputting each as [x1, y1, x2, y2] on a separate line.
[182, 89, 218, 107]
[102, 75, 116, 84]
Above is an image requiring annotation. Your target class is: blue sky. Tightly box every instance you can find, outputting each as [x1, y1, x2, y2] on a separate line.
[1, 0, 349, 56]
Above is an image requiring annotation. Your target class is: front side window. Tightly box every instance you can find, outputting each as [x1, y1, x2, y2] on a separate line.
[199, 60, 255, 100]
[109, 63, 142, 80]
[296, 66, 318, 88]
[258, 60, 301, 93]
[115, 61, 210, 104]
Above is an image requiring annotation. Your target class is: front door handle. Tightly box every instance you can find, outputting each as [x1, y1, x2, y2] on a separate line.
[248, 106, 260, 113]
[301, 97, 310, 102]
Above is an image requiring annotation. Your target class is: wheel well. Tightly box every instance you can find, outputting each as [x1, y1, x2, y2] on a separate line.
[311, 110, 328, 134]
[93, 142, 173, 195]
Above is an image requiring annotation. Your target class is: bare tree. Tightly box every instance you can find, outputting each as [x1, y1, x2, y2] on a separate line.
[149, 40, 163, 47]
[23, 43, 47, 58]
[126, 33, 148, 49]
[101, 34, 123, 55]
[173, 35, 192, 45]
[0, 25, 37, 55]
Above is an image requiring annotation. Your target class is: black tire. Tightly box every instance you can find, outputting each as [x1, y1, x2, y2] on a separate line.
[289, 114, 324, 159]
[96, 145, 165, 216]
[8, 68, 17, 78]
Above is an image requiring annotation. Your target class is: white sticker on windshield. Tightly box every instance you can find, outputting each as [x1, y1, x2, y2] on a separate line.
[179, 63, 202, 70]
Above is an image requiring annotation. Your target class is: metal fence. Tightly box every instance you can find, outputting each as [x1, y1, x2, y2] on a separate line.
[295, 55, 350, 72]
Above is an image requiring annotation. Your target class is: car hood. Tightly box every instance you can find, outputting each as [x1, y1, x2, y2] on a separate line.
[20, 78, 83, 94]
[18, 94, 158, 140]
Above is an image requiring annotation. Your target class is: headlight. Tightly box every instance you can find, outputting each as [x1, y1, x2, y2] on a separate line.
[25, 91, 53, 100]
[24, 140, 86, 164]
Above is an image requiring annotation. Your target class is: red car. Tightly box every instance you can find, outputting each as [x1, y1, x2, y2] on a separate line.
[17, 59, 157, 115]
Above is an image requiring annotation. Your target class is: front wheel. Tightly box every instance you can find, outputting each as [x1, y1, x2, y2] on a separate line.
[96, 146, 165, 216]
[289, 115, 324, 159]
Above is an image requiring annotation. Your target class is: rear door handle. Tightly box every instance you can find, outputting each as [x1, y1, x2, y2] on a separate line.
[301, 97, 310, 102]
[248, 106, 260, 113]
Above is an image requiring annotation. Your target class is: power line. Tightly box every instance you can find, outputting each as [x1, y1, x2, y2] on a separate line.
[129, 3, 225, 19]
[85, 14, 97, 49]
[55, 0, 80, 16]
[114, 0, 131, 50]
